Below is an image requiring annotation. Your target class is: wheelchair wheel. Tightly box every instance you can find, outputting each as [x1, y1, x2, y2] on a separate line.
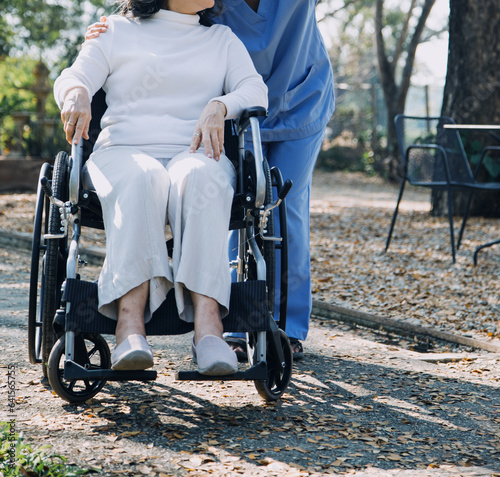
[40, 152, 69, 375]
[28, 163, 51, 365]
[254, 329, 293, 401]
[48, 334, 110, 403]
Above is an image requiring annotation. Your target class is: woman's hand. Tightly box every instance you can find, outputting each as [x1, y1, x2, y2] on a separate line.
[190, 101, 227, 161]
[60, 87, 91, 145]
[84, 16, 109, 41]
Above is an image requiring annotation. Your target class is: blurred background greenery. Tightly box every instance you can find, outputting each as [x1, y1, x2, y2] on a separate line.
[0, 0, 448, 165]
[0, 0, 108, 158]
[1, 0, 499, 215]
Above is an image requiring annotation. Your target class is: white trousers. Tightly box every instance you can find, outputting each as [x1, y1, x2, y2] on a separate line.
[84, 146, 236, 323]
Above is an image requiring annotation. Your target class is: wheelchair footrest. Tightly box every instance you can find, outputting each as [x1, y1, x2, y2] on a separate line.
[64, 360, 157, 381]
[176, 361, 267, 381]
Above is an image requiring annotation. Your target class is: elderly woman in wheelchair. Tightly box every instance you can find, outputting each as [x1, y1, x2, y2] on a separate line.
[54, 0, 267, 375]
[29, 0, 293, 403]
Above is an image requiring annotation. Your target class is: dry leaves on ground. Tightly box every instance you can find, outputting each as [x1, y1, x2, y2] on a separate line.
[1, 244, 499, 476]
[310, 171, 500, 343]
[1, 170, 499, 345]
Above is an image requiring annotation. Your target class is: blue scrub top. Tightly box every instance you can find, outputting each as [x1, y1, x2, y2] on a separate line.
[214, 0, 335, 142]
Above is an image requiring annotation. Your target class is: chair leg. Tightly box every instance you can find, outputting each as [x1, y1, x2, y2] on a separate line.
[446, 187, 456, 263]
[474, 238, 500, 266]
[456, 190, 474, 250]
[385, 180, 406, 252]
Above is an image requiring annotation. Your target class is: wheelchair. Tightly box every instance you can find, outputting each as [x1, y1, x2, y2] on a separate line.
[28, 89, 293, 403]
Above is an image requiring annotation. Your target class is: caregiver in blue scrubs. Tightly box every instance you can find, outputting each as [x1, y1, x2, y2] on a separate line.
[85, 0, 335, 360]
[217, 1, 335, 359]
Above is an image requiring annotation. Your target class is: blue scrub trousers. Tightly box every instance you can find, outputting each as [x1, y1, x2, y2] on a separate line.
[229, 128, 324, 341]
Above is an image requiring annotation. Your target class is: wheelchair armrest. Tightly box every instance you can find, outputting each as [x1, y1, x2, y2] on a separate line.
[237, 107, 268, 133]
[236, 108, 267, 208]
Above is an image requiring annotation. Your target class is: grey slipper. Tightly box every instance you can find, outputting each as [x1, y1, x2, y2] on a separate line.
[192, 335, 238, 376]
[111, 334, 154, 371]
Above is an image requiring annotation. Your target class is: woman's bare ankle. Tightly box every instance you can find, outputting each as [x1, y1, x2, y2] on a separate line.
[191, 292, 223, 345]
[194, 323, 223, 346]
[115, 282, 149, 346]
[115, 321, 146, 346]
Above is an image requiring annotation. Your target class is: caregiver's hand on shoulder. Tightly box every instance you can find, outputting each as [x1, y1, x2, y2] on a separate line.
[61, 87, 91, 145]
[84, 16, 109, 41]
[190, 101, 227, 161]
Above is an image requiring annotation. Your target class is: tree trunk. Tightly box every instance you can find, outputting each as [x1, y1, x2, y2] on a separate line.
[384, 102, 403, 180]
[433, 0, 500, 217]
[375, 0, 436, 181]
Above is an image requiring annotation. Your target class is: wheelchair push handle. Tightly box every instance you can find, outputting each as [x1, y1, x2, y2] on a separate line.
[40, 176, 53, 198]
[41, 175, 66, 209]
[278, 179, 293, 201]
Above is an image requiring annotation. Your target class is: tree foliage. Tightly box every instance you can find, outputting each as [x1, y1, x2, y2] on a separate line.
[0, 0, 111, 156]
[1, 0, 110, 63]
[319, 0, 445, 179]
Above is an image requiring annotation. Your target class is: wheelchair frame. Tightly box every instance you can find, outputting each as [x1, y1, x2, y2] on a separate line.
[28, 91, 293, 403]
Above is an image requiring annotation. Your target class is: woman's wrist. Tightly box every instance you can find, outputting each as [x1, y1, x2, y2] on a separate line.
[211, 100, 227, 118]
[64, 86, 89, 102]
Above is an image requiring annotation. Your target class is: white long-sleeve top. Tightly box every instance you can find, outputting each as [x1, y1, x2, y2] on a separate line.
[54, 10, 268, 158]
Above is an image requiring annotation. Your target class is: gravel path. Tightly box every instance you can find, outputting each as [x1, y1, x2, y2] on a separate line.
[0, 170, 499, 476]
[1, 247, 499, 476]
[310, 172, 500, 345]
[2, 170, 499, 344]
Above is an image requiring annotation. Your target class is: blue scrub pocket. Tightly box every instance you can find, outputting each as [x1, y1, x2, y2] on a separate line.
[283, 63, 319, 114]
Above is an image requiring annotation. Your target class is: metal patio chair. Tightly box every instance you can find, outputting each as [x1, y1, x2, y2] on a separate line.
[385, 115, 500, 263]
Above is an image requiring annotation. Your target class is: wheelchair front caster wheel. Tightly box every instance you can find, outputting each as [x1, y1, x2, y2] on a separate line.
[48, 334, 111, 403]
[255, 329, 293, 401]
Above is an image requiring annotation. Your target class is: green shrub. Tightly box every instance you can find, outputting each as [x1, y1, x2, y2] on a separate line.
[316, 145, 376, 176]
[0, 423, 91, 477]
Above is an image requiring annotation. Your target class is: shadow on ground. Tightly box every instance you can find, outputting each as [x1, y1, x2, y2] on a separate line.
[13, 327, 500, 476]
